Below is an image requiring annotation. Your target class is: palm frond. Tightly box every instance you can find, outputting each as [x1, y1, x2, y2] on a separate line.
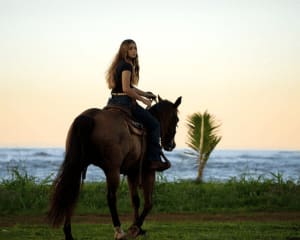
[186, 112, 202, 152]
[201, 111, 222, 155]
[185, 110, 222, 182]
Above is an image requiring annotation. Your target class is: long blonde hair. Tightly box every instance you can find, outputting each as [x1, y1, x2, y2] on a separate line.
[106, 39, 140, 89]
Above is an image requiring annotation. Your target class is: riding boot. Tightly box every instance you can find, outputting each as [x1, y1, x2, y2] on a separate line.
[148, 160, 171, 171]
[147, 147, 171, 171]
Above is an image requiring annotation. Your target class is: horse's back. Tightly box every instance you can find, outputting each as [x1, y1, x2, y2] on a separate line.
[80, 107, 126, 127]
[81, 107, 144, 172]
[80, 107, 102, 118]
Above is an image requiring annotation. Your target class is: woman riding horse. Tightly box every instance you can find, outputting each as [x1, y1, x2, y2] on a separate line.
[47, 39, 182, 240]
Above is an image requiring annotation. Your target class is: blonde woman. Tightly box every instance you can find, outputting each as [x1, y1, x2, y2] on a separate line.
[106, 39, 170, 171]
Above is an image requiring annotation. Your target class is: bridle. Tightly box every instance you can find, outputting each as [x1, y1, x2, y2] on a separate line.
[148, 99, 177, 151]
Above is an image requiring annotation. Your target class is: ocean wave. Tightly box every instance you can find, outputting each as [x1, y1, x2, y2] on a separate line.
[33, 152, 53, 157]
[0, 148, 299, 183]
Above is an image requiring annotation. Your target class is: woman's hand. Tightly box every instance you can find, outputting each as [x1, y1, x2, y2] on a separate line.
[142, 98, 152, 109]
[145, 91, 156, 100]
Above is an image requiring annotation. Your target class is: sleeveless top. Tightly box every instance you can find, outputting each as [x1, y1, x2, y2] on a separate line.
[111, 60, 133, 94]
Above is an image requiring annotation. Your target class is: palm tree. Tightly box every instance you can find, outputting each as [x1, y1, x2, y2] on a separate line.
[186, 111, 222, 182]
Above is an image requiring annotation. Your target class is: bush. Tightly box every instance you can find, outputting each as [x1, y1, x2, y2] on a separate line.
[0, 168, 299, 216]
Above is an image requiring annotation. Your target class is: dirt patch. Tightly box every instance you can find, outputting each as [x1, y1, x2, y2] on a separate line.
[1, 212, 300, 227]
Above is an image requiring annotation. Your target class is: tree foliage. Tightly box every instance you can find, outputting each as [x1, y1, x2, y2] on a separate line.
[186, 111, 222, 182]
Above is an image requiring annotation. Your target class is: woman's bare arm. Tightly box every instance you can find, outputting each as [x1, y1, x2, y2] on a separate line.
[122, 71, 152, 107]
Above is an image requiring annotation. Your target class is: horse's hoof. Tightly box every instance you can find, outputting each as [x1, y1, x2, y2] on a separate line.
[65, 234, 74, 240]
[114, 232, 127, 240]
[139, 228, 146, 235]
[127, 225, 146, 238]
[114, 227, 127, 240]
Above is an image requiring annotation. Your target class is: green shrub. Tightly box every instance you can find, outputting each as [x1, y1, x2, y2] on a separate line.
[1, 168, 299, 216]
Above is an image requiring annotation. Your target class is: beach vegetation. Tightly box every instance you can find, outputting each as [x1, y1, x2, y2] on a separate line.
[186, 111, 222, 182]
[0, 168, 300, 216]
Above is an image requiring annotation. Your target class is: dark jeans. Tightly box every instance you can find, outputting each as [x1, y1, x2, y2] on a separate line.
[108, 95, 161, 161]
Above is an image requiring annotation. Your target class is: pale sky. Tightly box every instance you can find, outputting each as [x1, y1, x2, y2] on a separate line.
[0, 0, 299, 150]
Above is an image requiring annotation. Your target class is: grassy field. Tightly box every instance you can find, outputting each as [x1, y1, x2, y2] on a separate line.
[0, 169, 300, 239]
[0, 221, 299, 240]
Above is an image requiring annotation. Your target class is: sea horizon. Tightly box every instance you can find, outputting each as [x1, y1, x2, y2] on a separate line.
[0, 146, 299, 151]
[0, 147, 299, 183]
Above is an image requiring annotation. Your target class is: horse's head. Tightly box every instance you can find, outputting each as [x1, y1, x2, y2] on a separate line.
[149, 96, 182, 151]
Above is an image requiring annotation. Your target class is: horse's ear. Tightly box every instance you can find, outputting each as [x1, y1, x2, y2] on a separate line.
[158, 95, 163, 102]
[174, 96, 182, 108]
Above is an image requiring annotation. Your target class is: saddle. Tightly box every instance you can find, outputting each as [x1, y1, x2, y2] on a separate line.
[104, 104, 146, 136]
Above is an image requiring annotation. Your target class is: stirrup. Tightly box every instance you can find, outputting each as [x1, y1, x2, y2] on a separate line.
[160, 150, 170, 164]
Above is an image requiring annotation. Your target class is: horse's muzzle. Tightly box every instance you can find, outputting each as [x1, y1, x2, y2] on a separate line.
[163, 141, 176, 151]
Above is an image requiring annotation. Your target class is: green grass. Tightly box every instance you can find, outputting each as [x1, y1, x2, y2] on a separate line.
[0, 221, 299, 240]
[0, 168, 300, 216]
[1, 169, 300, 239]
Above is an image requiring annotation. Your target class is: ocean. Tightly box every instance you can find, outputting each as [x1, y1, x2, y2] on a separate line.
[0, 148, 299, 183]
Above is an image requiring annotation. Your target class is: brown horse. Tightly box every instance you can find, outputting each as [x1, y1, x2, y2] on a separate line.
[47, 95, 181, 240]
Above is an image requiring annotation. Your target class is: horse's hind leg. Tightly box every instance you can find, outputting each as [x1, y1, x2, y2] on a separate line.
[127, 174, 140, 224]
[63, 211, 74, 240]
[106, 171, 126, 240]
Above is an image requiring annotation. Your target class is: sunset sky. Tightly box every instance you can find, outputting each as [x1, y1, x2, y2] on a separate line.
[0, 0, 299, 150]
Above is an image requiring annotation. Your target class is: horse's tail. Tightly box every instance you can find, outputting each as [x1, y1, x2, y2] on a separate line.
[47, 114, 95, 227]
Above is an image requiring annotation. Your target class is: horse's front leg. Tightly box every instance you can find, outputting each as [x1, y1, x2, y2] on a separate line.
[127, 171, 155, 238]
[106, 171, 126, 240]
